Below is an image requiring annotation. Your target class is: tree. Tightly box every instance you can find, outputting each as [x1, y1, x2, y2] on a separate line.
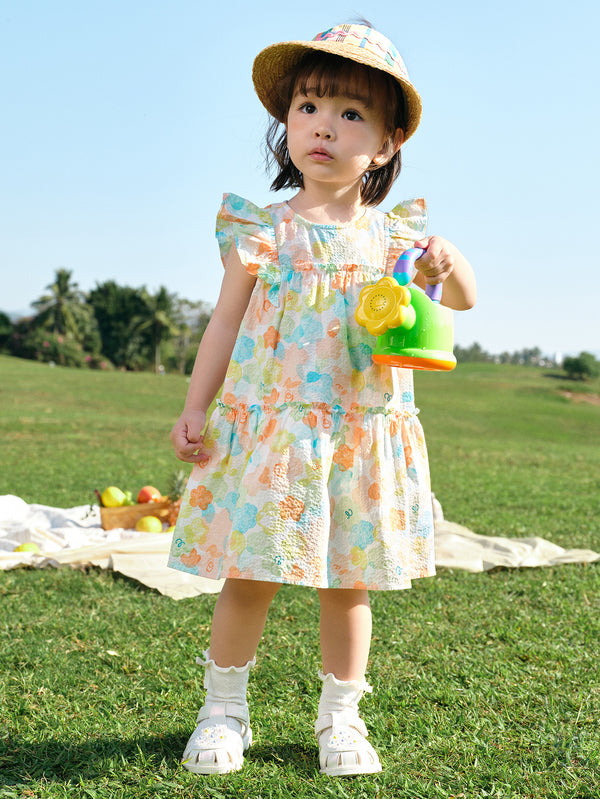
[563, 352, 600, 381]
[131, 287, 180, 373]
[32, 268, 96, 344]
[87, 282, 151, 369]
[0, 312, 13, 351]
[453, 342, 492, 363]
[168, 299, 213, 374]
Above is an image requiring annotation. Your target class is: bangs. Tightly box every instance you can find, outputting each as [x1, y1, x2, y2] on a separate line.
[293, 54, 379, 108]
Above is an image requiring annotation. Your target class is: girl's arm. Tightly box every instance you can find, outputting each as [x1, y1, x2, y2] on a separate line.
[412, 236, 477, 310]
[170, 247, 257, 462]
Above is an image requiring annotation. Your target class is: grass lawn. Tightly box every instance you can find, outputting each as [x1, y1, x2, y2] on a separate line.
[1, 355, 599, 798]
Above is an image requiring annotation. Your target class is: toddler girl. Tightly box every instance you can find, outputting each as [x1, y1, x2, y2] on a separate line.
[169, 22, 476, 777]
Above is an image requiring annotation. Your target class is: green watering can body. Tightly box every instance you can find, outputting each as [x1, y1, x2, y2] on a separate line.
[355, 247, 456, 372]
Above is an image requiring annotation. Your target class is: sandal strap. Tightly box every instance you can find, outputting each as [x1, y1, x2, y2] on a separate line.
[196, 700, 249, 728]
[315, 709, 369, 738]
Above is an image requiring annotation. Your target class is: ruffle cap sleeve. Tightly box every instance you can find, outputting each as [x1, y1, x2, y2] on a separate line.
[386, 198, 428, 268]
[216, 193, 279, 285]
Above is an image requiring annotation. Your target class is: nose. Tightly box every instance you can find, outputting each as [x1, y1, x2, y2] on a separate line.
[315, 127, 332, 140]
[313, 113, 334, 140]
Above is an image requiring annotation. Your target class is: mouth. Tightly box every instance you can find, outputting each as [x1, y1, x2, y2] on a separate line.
[309, 148, 333, 161]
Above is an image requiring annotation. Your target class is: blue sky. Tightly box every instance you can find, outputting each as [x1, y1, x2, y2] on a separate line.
[1, 0, 598, 357]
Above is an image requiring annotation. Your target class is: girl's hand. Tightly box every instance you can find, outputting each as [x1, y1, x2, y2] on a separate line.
[413, 236, 457, 286]
[170, 409, 209, 463]
[413, 236, 477, 311]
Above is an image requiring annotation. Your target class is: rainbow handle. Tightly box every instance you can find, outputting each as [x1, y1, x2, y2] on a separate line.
[393, 247, 443, 302]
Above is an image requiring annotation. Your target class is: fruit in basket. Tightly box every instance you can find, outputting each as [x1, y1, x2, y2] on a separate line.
[137, 485, 162, 504]
[101, 486, 127, 507]
[14, 542, 41, 553]
[166, 469, 188, 526]
[135, 515, 163, 533]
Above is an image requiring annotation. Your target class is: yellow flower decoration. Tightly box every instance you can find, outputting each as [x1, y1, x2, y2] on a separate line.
[355, 277, 412, 336]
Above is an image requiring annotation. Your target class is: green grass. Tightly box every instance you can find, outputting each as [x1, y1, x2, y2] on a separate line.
[1, 355, 599, 798]
[0, 355, 187, 506]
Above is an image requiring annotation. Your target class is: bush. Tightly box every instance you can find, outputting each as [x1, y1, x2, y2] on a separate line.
[84, 353, 114, 370]
[563, 351, 600, 381]
[0, 311, 13, 351]
[10, 328, 87, 368]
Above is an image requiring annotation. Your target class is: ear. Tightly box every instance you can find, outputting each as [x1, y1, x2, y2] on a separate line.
[372, 128, 405, 166]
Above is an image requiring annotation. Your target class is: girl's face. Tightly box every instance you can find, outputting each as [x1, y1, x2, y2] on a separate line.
[286, 77, 399, 198]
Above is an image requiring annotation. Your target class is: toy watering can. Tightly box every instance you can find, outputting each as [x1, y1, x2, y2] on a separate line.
[355, 247, 456, 371]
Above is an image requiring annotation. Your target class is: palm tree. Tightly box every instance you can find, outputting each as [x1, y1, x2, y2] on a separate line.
[32, 268, 90, 342]
[132, 287, 180, 373]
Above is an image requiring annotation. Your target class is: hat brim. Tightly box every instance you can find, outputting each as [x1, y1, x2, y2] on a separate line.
[252, 39, 422, 141]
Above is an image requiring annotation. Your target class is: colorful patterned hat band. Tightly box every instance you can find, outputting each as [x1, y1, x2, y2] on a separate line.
[252, 23, 422, 140]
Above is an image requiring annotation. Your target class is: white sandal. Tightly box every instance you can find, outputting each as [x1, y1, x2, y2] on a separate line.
[315, 671, 382, 776]
[182, 653, 255, 775]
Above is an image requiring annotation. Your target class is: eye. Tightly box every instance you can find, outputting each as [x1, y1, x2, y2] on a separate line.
[299, 102, 317, 114]
[343, 109, 363, 122]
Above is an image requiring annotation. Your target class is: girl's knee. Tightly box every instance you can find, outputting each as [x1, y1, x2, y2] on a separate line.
[317, 587, 370, 609]
[224, 578, 282, 605]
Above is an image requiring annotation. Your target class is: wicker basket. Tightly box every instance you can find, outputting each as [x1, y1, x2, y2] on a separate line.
[100, 499, 171, 531]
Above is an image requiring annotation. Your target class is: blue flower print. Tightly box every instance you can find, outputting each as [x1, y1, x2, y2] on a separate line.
[222, 491, 240, 518]
[233, 335, 255, 362]
[232, 503, 258, 534]
[348, 342, 373, 372]
[290, 316, 324, 347]
[349, 520, 375, 549]
[302, 371, 333, 404]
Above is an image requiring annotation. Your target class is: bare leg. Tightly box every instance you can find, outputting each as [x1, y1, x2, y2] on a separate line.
[317, 588, 372, 680]
[209, 578, 282, 667]
[315, 588, 381, 775]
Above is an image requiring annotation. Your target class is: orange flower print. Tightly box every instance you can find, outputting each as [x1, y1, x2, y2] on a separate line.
[263, 326, 280, 350]
[390, 508, 406, 529]
[279, 495, 305, 521]
[259, 417, 277, 442]
[264, 387, 280, 406]
[180, 548, 201, 567]
[401, 426, 414, 467]
[259, 467, 271, 485]
[284, 564, 306, 583]
[333, 444, 354, 472]
[189, 485, 213, 510]
[368, 482, 381, 500]
[304, 411, 318, 428]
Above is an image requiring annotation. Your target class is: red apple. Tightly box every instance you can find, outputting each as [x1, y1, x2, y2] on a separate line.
[137, 485, 162, 504]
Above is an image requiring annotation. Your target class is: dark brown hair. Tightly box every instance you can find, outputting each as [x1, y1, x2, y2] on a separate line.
[265, 51, 408, 206]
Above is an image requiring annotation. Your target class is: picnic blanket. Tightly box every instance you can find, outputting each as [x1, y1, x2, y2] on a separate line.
[1, 494, 598, 600]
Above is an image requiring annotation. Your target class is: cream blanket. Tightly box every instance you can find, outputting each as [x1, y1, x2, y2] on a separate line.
[1, 495, 598, 600]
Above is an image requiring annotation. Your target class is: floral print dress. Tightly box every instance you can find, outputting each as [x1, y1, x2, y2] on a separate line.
[167, 193, 436, 590]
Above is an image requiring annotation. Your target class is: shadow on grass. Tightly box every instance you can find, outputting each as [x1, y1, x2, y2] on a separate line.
[0, 733, 319, 785]
[0, 733, 181, 784]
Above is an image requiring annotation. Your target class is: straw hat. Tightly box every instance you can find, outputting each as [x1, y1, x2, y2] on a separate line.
[252, 23, 422, 141]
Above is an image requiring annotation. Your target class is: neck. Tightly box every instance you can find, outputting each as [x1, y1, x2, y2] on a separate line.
[287, 183, 366, 225]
